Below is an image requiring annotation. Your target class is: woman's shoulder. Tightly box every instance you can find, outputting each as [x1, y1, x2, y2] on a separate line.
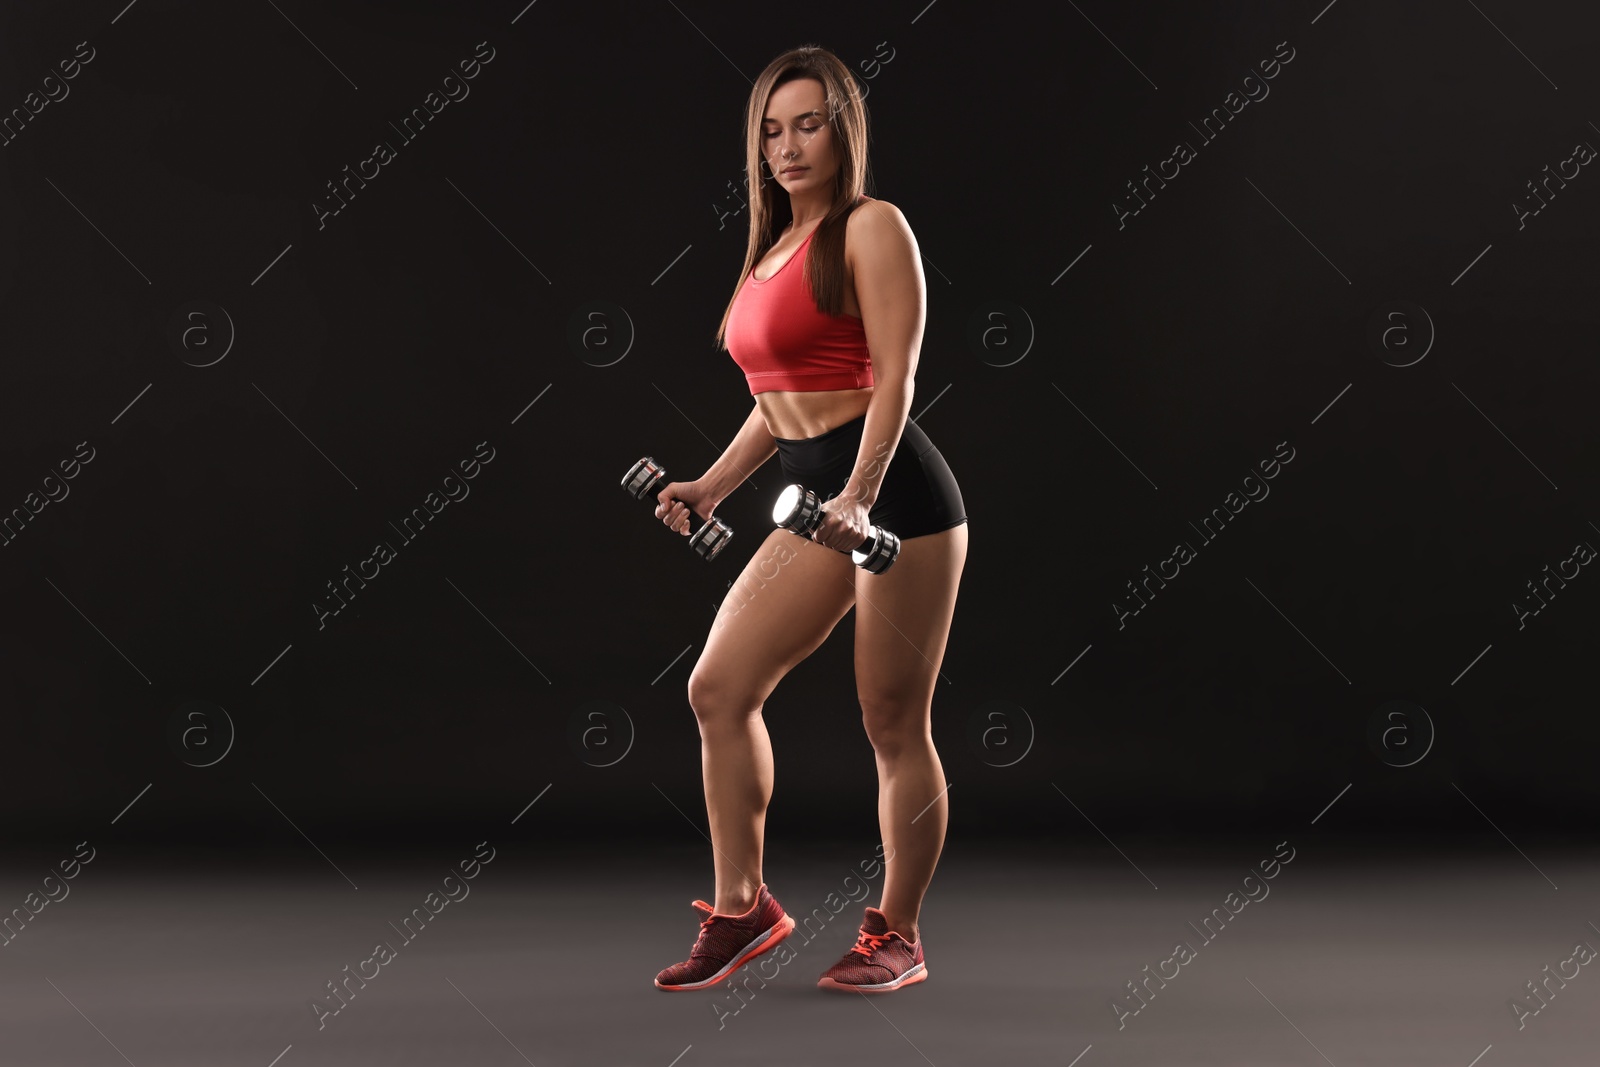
[847, 196, 910, 231]
[845, 197, 914, 262]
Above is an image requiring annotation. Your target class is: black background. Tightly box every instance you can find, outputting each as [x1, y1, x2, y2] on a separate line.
[3, 0, 1596, 854]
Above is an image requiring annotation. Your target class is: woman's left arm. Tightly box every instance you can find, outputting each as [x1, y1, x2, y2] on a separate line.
[838, 200, 926, 514]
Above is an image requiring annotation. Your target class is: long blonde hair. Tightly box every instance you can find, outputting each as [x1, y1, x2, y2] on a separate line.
[713, 45, 874, 349]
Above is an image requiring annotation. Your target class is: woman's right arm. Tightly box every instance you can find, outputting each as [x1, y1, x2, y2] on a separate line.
[700, 401, 777, 502]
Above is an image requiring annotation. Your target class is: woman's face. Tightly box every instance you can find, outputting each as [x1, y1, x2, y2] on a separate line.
[761, 77, 835, 191]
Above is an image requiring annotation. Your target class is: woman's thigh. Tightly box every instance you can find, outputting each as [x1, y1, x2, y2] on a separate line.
[689, 527, 859, 712]
[854, 521, 969, 717]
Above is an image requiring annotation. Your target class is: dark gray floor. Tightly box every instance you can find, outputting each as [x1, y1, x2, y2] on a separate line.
[2, 837, 1596, 1066]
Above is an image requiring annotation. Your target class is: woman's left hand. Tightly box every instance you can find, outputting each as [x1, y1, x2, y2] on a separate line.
[811, 494, 872, 553]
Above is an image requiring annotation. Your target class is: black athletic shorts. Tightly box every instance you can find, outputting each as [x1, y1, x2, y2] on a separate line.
[772, 414, 968, 542]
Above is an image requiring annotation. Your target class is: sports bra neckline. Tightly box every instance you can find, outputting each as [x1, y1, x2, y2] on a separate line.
[748, 196, 872, 284]
[749, 225, 818, 285]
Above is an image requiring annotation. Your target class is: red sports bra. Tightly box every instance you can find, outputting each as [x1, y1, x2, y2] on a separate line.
[724, 221, 875, 395]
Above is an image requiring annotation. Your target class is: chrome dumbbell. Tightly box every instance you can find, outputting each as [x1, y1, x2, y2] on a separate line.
[621, 456, 733, 562]
[771, 483, 899, 574]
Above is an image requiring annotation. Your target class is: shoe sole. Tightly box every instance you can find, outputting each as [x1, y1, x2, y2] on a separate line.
[816, 962, 928, 994]
[655, 913, 797, 991]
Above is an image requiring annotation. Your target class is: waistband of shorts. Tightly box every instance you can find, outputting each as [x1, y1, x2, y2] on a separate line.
[772, 413, 868, 447]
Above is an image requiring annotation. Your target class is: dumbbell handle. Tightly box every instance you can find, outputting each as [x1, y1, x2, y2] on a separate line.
[662, 496, 711, 531]
[801, 514, 891, 553]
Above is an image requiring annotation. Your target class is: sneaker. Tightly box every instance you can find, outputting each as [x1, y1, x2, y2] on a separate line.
[654, 882, 796, 991]
[816, 906, 928, 993]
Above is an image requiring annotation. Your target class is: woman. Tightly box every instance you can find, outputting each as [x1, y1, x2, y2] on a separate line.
[652, 45, 968, 995]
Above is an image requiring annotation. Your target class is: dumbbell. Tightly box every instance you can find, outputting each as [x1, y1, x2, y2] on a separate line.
[771, 483, 900, 574]
[621, 456, 734, 562]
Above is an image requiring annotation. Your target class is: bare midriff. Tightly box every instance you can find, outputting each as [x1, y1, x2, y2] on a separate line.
[757, 385, 874, 441]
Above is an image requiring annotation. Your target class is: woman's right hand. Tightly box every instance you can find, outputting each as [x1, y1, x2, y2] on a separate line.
[655, 479, 722, 536]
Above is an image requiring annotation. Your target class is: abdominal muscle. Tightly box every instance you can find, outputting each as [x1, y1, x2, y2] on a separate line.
[757, 385, 874, 441]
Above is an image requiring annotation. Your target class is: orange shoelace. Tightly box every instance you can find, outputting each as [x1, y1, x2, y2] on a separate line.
[691, 913, 725, 952]
[690, 902, 748, 955]
[849, 929, 891, 958]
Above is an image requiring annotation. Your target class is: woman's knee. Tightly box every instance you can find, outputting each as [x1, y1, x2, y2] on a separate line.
[687, 667, 762, 728]
[859, 693, 932, 757]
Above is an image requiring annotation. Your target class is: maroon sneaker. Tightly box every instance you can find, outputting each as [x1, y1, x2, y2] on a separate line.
[654, 882, 796, 991]
[817, 906, 928, 993]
